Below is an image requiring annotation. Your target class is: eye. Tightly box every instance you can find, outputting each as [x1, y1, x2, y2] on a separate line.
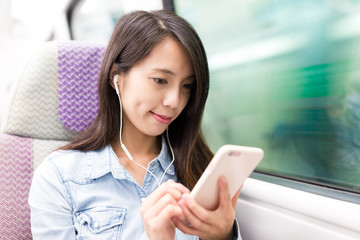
[153, 78, 167, 85]
[183, 82, 194, 90]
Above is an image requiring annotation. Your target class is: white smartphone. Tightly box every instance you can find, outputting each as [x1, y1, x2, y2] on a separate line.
[190, 144, 264, 210]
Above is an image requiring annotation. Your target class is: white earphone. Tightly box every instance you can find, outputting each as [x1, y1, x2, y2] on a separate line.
[113, 75, 175, 187]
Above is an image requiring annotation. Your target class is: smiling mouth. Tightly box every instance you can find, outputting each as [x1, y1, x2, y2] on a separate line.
[150, 111, 172, 124]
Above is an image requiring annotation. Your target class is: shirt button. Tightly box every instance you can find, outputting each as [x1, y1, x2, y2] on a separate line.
[141, 197, 146, 202]
[151, 162, 156, 168]
[93, 221, 100, 228]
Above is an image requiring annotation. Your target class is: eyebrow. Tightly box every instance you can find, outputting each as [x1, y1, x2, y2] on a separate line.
[152, 68, 195, 80]
[152, 68, 175, 75]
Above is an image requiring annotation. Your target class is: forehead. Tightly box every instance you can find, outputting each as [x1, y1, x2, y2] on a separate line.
[131, 37, 194, 76]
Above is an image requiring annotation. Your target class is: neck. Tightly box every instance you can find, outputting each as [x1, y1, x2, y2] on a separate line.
[112, 129, 161, 166]
[111, 133, 162, 186]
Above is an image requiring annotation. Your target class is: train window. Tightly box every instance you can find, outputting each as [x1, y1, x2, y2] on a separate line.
[174, 0, 360, 193]
[70, 0, 163, 44]
[71, 0, 125, 44]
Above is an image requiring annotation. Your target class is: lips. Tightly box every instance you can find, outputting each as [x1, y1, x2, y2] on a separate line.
[150, 111, 171, 124]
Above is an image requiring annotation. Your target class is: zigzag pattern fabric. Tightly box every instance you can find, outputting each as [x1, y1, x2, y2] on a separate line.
[32, 138, 69, 171]
[58, 41, 105, 132]
[3, 42, 77, 140]
[0, 134, 32, 239]
[0, 41, 106, 239]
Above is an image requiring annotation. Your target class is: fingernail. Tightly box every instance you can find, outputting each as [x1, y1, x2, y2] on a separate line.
[221, 176, 228, 185]
[182, 193, 190, 203]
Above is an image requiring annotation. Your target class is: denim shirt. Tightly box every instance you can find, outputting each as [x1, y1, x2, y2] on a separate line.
[28, 137, 241, 240]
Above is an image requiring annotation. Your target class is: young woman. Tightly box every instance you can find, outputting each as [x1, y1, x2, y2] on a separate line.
[29, 10, 241, 240]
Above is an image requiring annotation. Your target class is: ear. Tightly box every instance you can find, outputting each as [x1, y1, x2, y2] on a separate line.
[110, 73, 124, 91]
[113, 74, 119, 93]
[109, 63, 123, 90]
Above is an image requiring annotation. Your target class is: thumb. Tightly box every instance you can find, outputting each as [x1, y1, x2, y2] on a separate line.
[218, 176, 231, 210]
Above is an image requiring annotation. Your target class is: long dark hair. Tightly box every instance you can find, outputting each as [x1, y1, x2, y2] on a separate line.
[60, 10, 213, 189]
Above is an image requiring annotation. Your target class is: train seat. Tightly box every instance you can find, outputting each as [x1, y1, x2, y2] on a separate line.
[0, 41, 105, 239]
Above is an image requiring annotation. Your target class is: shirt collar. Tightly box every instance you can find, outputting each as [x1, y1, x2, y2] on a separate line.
[83, 147, 113, 179]
[157, 134, 175, 175]
[84, 134, 175, 180]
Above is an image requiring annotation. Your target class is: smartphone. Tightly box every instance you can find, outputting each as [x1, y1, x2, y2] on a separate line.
[190, 144, 264, 210]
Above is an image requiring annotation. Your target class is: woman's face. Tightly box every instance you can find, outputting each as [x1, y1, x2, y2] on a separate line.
[116, 37, 194, 137]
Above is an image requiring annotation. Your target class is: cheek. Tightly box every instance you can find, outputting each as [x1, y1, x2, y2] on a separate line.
[178, 94, 191, 113]
[133, 93, 159, 112]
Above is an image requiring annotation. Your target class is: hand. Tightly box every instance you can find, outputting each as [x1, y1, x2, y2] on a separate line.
[141, 179, 190, 240]
[174, 176, 241, 240]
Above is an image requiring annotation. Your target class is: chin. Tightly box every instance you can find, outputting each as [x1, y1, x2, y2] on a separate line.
[145, 128, 167, 137]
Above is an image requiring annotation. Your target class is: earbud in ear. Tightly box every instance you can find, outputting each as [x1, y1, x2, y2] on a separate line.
[113, 74, 119, 95]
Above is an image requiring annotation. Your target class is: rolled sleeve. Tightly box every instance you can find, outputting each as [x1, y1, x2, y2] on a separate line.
[233, 218, 242, 240]
[197, 218, 242, 240]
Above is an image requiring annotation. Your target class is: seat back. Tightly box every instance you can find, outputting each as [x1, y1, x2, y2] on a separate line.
[0, 41, 105, 239]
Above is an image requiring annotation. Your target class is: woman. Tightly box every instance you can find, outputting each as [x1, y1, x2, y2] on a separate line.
[29, 10, 241, 240]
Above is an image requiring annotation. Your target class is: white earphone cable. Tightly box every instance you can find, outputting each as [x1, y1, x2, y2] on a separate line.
[114, 75, 174, 187]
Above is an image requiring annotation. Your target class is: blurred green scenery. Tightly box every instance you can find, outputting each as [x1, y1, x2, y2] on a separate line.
[176, 0, 360, 191]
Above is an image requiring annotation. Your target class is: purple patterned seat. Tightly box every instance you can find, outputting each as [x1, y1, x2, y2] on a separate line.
[0, 41, 105, 239]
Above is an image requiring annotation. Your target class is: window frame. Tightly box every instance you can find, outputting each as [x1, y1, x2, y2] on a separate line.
[65, 0, 82, 40]
[66, 0, 171, 40]
[252, 172, 360, 204]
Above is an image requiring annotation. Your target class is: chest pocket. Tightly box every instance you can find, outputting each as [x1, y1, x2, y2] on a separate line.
[74, 207, 127, 239]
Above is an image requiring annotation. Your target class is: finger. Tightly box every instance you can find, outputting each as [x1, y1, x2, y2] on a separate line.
[180, 193, 214, 227]
[156, 204, 184, 224]
[142, 181, 189, 209]
[167, 179, 175, 183]
[218, 176, 231, 211]
[178, 198, 209, 231]
[143, 193, 180, 221]
[173, 217, 202, 237]
[158, 181, 190, 200]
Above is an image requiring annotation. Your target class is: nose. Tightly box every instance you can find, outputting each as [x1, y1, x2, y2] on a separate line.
[163, 87, 180, 109]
